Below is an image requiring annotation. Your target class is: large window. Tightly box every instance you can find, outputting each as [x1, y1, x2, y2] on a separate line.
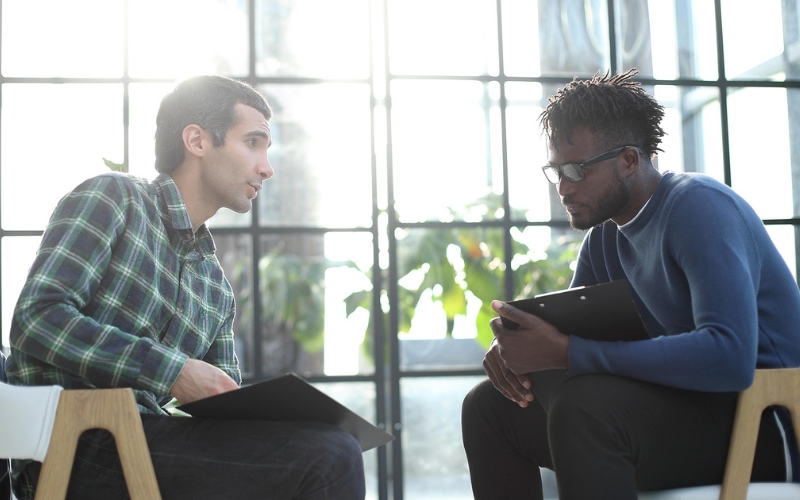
[2, 1, 799, 498]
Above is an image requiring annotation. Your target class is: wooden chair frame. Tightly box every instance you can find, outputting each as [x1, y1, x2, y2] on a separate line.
[34, 388, 162, 500]
[718, 368, 800, 500]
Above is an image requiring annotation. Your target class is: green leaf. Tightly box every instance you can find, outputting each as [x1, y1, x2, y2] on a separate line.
[103, 158, 127, 172]
[440, 285, 466, 317]
[475, 303, 497, 348]
[344, 290, 371, 316]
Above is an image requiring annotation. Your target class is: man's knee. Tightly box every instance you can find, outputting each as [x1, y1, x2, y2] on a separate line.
[463, 378, 507, 415]
[316, 424, 363, 468]
[298, 425, 366, 499]
[314, 425, 364, 475]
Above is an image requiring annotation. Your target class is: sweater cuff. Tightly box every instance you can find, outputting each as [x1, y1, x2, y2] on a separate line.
[566, 335, 591, 375]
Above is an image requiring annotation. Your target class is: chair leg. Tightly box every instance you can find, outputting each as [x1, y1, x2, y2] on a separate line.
[34, 393, 83, 500]
[104, 391, 163, 500]
[719, 387, 761, 500]
[719, 368, 800, 500]
[34, 389, 161, 500]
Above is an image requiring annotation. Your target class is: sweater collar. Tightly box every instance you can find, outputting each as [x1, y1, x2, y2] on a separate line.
[619, 171, 674, 231]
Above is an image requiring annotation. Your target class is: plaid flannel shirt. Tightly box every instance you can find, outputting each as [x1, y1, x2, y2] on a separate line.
[7, 172, 241, 414]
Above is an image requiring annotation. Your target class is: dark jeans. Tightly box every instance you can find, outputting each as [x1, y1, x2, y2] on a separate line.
[461, 371, 786, 500]
[17, 415, 365, 500]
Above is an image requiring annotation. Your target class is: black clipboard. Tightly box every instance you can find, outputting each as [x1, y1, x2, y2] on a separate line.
[179, 373, 395, 452]
[500, 280, 649, 341]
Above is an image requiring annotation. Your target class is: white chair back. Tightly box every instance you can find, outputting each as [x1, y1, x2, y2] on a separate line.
[0, 381, 63, 462]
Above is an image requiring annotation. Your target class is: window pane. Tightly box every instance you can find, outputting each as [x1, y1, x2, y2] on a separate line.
[500, 0, 542, 76]
[255, 0, 370, 78]
[313, 381, 380, 500]
[258, 83, 372, 228]
[388, 0, 499, 76]
[214, 234, 255, 377]
[2, 237, 40, 348]
[1, 84, 122, 230]
[505, 82, 552, 222]
[511, 226, 581, 298]
[401, 376, 482, 499]
[391, 80, 502, 223]
[664, 86, 724, 182]
[728, 87, 796, 219]
[653, 85, 689, 175]
[781, 0, 800, 81]
[765, 225, 798, 281]
[615, 0, 718, 80]
[322, 232, 374, 376]
[524, 0, 611, 78]
[612, 0, 656, 77]
[128, 0, 248, 78]
[257, 232, 374, 378]
[396, 227, 503, 369]
[400, 337, 486, 372]
[1, 0, 124, 78]
[722, 0, 791, 81]
[128, 83, 175, 182]
[207, 209, 252, 228]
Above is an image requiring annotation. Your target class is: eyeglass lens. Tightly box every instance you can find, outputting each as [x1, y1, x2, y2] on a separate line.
[543, 163, 584, 183]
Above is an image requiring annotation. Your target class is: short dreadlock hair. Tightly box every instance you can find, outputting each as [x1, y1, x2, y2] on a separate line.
[539, 69, 665, 158]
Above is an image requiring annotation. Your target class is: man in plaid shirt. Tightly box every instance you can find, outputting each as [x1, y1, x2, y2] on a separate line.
[6, 75, 365, 500]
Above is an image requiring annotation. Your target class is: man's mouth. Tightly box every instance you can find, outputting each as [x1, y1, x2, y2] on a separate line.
[563, 202, 579, 213]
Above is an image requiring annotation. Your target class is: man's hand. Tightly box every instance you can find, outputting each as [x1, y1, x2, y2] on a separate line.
[483, 337, 535, 408]
[170, 358, 239, 404]
[484, 300, 570, 407]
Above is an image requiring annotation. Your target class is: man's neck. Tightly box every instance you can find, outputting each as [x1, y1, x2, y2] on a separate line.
[169, 168, 214, 233]
[613, 167, 663, 227]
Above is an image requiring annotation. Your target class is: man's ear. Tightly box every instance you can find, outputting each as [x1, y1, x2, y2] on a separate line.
[620, 147, 641, 178]
[182, 124, 210, 159]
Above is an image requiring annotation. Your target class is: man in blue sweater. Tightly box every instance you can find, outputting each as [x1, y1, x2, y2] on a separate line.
[462, 70, 800, 499]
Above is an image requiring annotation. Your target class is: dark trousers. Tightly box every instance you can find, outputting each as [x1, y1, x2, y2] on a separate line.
[17, 416, 365, 500]
[461, 371, 786, 500]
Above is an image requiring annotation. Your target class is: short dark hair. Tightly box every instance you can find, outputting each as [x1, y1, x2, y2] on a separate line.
[539, 69, 665, 158]
[154, 75, 273, 174]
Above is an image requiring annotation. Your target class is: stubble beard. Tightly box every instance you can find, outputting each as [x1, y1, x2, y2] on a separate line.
[567, 172, 632, 231]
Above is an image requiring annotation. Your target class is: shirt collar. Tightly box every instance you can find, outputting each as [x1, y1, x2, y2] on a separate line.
[152, 174, 217, 258]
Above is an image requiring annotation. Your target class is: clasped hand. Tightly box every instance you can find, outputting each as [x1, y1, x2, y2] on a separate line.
[483, 300, 570, 408]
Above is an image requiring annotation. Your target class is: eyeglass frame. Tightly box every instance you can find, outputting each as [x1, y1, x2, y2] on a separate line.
[541, 145, 642, 184]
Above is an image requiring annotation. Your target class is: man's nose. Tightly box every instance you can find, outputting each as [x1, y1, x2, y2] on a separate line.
[556, 176, 575, 197]
[259, 158, 274, 180]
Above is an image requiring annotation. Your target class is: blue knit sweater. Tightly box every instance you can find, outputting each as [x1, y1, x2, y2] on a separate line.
[568, 172, 800, 392]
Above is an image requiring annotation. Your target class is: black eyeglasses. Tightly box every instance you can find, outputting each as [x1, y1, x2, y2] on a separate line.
[542, 145, 640, 184]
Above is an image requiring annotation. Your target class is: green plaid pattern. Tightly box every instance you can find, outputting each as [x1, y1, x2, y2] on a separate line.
[7, 173, 241, 414]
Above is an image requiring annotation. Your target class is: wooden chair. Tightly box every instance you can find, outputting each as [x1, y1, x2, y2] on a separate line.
[0, 382, 162, 500]
[638, 368, 800, 500]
